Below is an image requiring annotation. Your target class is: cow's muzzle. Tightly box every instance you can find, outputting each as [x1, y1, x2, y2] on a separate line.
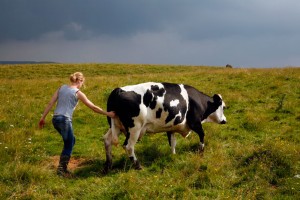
[220, 120, 227, 124]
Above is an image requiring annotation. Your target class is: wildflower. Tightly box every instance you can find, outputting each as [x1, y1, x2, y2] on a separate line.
[294, 174, 300, 179]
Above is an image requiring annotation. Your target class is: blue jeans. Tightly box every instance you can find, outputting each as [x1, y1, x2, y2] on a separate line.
[52, 115, 75, 156]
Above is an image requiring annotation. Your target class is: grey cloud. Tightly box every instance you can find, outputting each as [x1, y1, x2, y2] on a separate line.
[2, 0, 300, 42]
[0, 0, 300, 67]
[0, 0, 188, 41]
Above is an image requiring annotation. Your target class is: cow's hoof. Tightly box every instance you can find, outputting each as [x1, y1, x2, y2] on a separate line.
[129, 157, 142, 170]
[102, 167, 109, 174]
[198, 147, 204, 152]
[103, 162, 112, 174]
[198, 143, 205, 152]
[134, 160, 142, 170]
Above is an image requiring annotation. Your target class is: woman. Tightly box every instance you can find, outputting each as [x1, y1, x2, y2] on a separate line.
[39, 72, 115, 176]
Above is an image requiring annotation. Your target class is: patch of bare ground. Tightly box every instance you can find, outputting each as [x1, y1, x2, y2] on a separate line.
[50, 156, 87, 171]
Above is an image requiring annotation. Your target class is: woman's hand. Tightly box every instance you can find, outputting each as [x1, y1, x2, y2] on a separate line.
[39, 119, 45, 129]
[107, 111, 116, 118]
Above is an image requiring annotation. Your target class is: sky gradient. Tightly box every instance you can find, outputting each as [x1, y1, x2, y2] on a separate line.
[1, 0, 299, 68]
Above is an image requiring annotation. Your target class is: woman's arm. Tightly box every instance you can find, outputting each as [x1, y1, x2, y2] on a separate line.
[77, 91, 115, 118]
[38, 89, 59, 128]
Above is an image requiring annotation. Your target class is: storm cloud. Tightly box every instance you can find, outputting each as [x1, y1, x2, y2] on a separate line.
[1, 0, 299, 67]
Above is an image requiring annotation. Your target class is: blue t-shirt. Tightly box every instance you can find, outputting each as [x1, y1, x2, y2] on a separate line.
[54, 85, 79, 119]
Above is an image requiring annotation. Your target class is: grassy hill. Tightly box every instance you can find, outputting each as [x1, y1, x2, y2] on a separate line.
[0, 63, 299, 199]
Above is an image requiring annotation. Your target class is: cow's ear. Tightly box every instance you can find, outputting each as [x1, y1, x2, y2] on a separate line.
[213, 94, 222, 105]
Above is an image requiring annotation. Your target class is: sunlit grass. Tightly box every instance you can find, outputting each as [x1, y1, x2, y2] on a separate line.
[0, 63, 299, 199]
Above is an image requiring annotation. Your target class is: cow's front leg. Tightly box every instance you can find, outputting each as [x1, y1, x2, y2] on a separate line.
[103, 129, 113, 173]
[190, 124, 205, 152]
[122, 131, 130, 149]
[167, 132, 177, 154]
[126, 129, 142, 170]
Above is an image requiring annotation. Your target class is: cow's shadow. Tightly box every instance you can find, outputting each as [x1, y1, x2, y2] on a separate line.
[74, 139, 203, 178]
[72, 159, 106, 178]
[73, 156, 143, 178]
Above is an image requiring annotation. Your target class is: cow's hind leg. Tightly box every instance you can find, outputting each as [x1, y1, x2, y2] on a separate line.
[103, 129, 113, 173]
[103, 126, 121, 173]
[126, 128, 142, 170]
[167, 131, 177, 154]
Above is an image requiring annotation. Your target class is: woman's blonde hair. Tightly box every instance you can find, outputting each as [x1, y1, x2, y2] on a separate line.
[70, 72, 85, 83]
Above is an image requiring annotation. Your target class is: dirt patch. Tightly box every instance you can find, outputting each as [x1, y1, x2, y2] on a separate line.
[51, 156, 86, 171]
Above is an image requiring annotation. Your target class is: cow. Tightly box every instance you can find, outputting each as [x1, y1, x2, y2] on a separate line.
[103, 82, 227, 172]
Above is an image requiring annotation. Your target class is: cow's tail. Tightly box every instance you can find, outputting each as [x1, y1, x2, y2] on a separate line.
[107, 88, 122, 146]
[110, 120, 119, 146]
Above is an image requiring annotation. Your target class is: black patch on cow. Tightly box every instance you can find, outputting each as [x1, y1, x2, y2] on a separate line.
[203, 94, 222, 120]
[174, 116, 182, 125]
[184, 85, 214, 125]
[162, 83, 187, 125]
[143, 85, 165, 110]
[156, 108, 162, 118]
[107, 88, 142, 129]
[150, 100, 156, 109]
[107, 88, 121, 127]
[213, 94, 222, 106]
[143, 90, 152, 107]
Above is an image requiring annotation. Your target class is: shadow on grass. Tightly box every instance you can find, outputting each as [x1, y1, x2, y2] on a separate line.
[73, 156, 143, 178]
[73, 140, 203, 178]
[72, 159, 106, 178]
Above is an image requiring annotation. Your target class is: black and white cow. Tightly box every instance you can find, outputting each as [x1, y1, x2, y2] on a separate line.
[103, 82, 227, 172]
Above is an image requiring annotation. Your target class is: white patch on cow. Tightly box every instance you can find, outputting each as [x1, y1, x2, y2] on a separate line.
[215, 96, 227, 123]
[199, 142, 205, 151]
[170, 99, 179, 107]
[179, 84, 189, 124]
[121, 82, 164, 95]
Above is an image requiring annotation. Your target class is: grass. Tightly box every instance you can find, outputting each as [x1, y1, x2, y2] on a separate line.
[0, 63, 299, 199]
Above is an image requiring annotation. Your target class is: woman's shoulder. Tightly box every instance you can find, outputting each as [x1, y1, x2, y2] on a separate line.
[58, 85, 67, 91]
[58, 85, 78, 94]
[60, 84, 68, 89]
[61, 85, 78, 90]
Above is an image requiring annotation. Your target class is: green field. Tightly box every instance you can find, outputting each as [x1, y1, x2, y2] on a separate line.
[0, 63, 299, 199]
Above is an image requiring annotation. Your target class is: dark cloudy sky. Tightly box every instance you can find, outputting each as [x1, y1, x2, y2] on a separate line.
[0, 0, 299, 68]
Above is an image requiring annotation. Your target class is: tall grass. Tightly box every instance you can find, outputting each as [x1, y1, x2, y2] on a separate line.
[0, 63, 299, 199]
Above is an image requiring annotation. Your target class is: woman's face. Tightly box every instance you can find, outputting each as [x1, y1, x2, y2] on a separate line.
[77, 79, 85, 88]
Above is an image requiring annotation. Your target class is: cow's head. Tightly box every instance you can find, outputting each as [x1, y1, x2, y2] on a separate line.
[203, 94, 227, 124]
